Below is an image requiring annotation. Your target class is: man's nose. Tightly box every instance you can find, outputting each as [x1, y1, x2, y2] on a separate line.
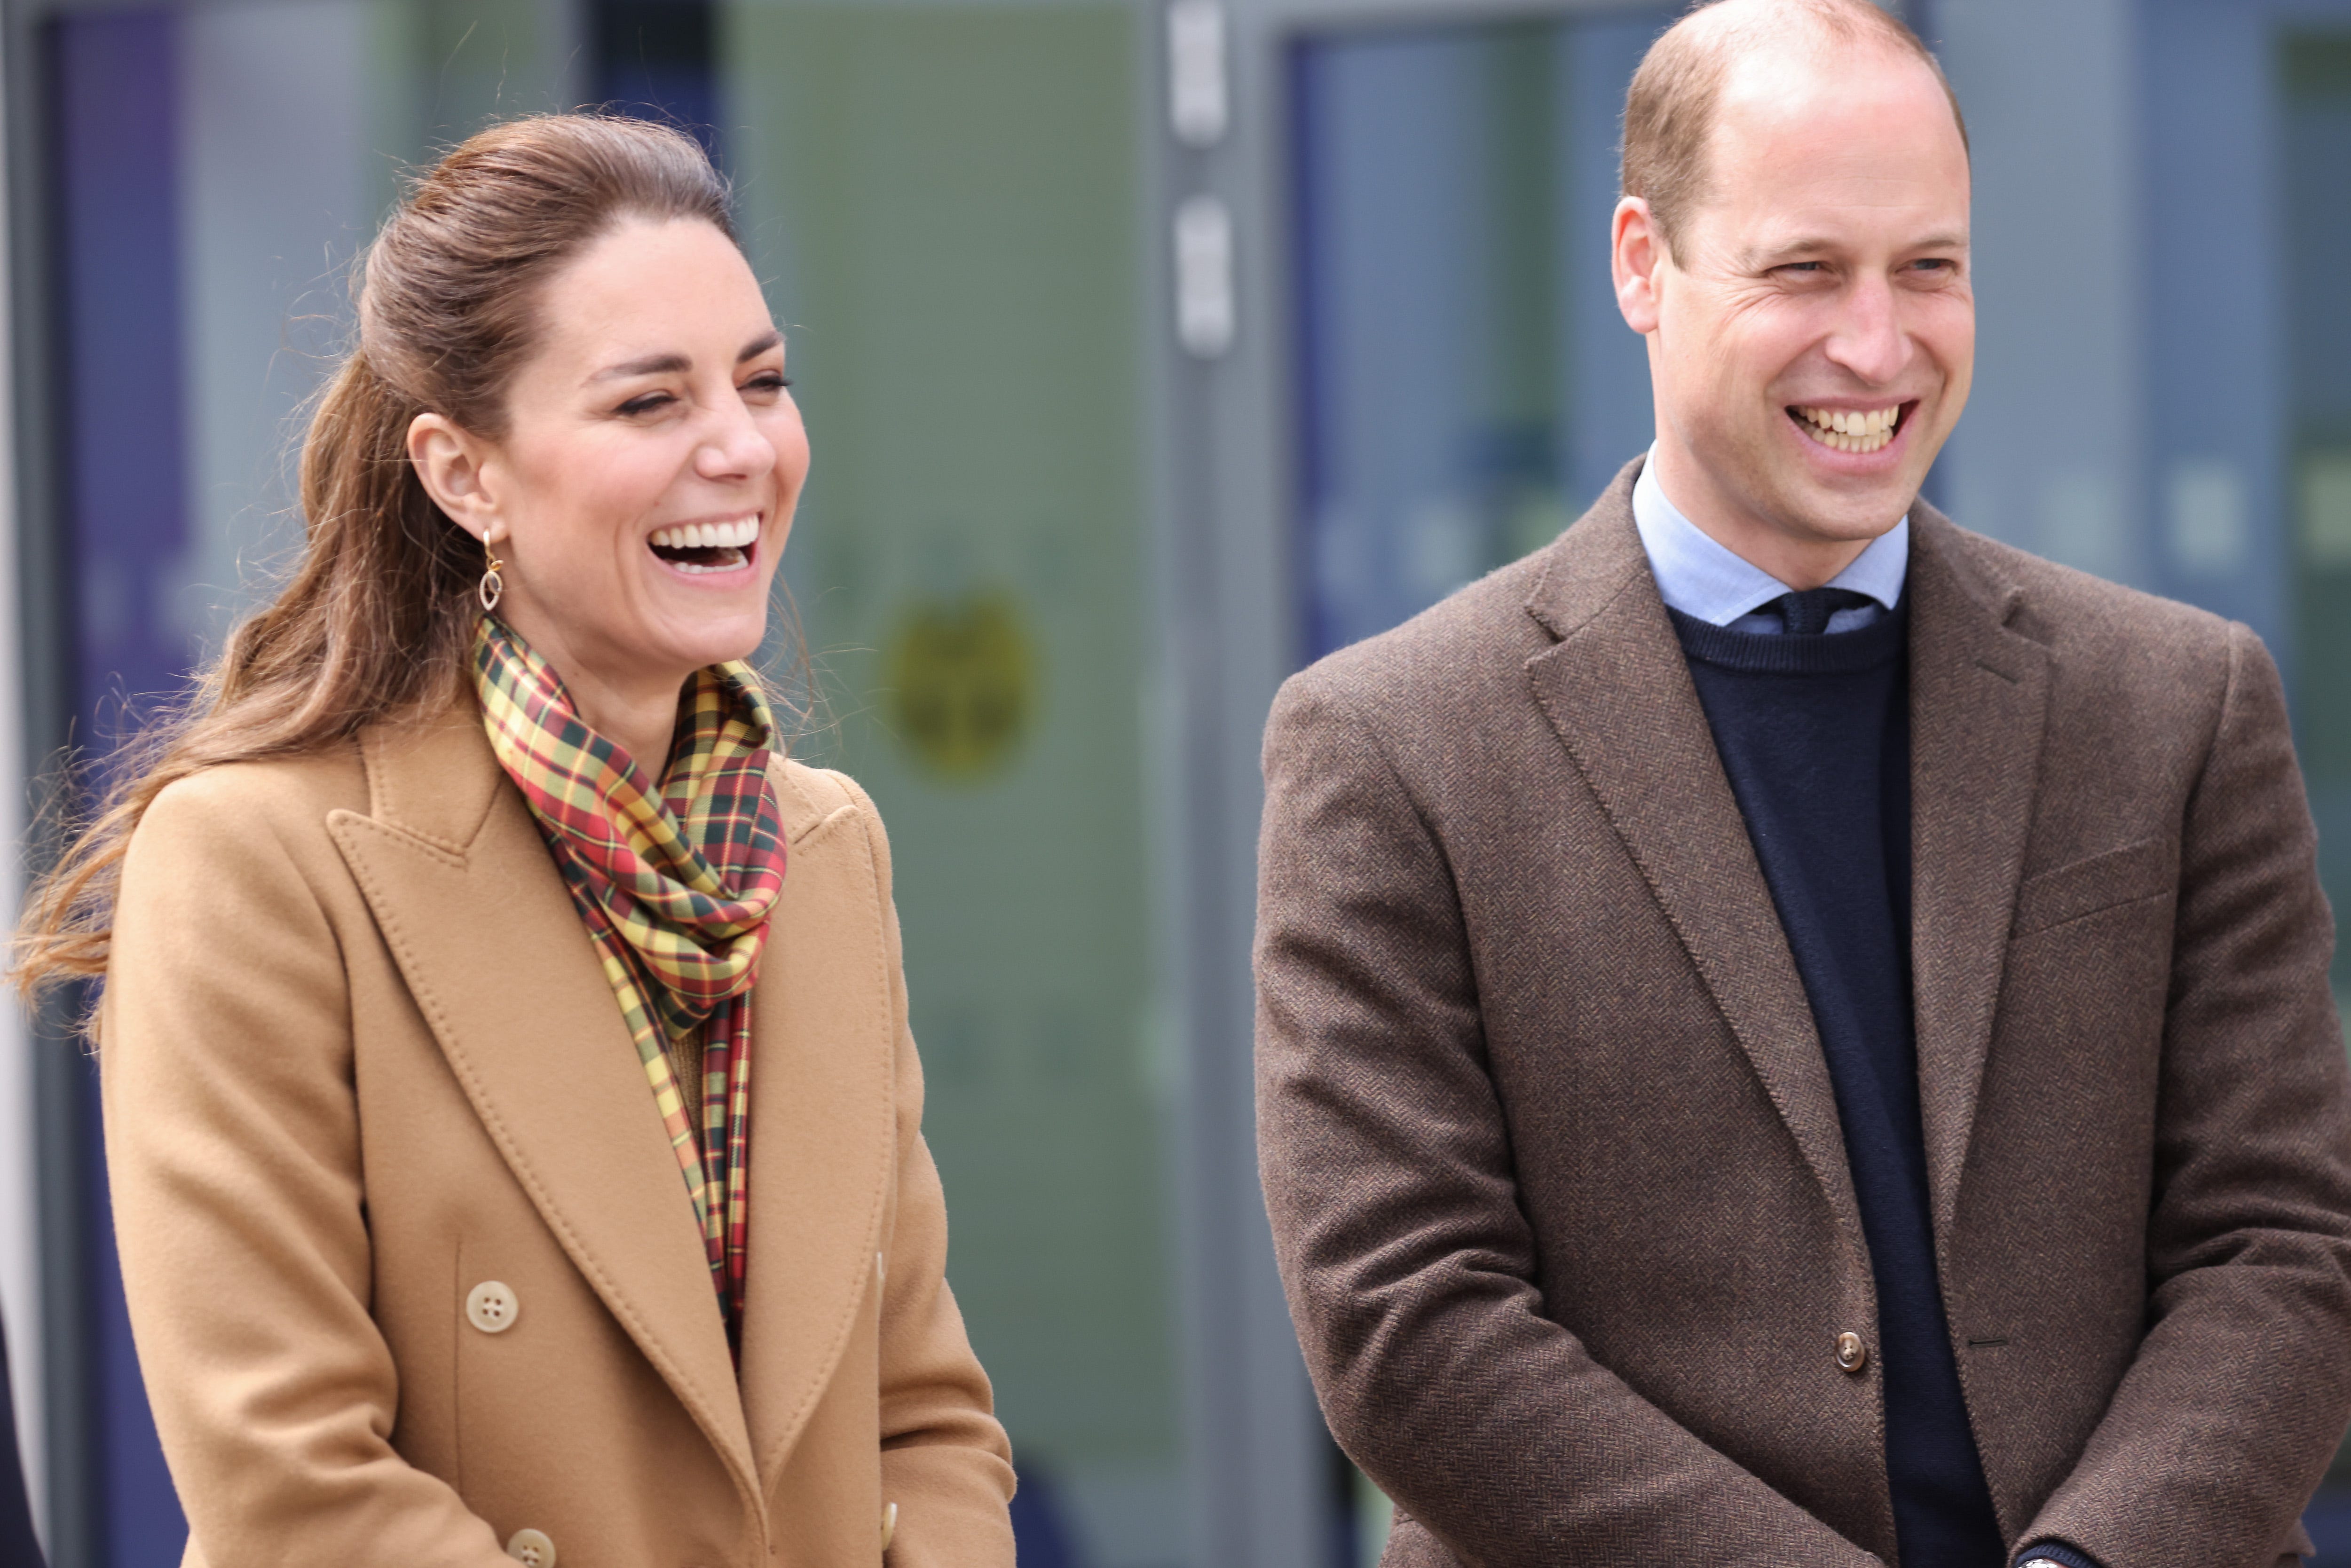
[1823, 276, 1912, 386]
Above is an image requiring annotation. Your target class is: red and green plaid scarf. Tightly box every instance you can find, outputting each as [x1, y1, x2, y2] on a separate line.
[473, 616, 786, 1345]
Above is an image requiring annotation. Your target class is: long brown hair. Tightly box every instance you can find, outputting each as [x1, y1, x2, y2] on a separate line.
[12, 113, 736, 1000]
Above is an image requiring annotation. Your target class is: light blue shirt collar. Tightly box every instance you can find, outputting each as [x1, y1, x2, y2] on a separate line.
[1631, 448, 1909, 628]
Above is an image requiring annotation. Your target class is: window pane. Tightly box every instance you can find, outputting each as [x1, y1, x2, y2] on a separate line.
[721, 7, 1184, 1562]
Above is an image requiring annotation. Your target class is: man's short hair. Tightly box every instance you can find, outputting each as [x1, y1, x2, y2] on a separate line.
[1621, 0, 1970, 259]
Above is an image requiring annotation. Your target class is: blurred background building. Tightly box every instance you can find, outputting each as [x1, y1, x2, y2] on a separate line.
[0, 0, 2343, 1564]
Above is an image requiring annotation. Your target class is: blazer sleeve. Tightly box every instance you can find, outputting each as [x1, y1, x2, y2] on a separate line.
[841, 777, 1018, 1568]
[99, 768, 514, 1568]
[1254, 675, 1884, 1567]
[2017, 623, 2351, 1567]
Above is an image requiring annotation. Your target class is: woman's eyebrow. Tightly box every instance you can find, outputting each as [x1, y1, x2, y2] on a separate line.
[590, 331, 781, 383]
[590, 352, 688, 382]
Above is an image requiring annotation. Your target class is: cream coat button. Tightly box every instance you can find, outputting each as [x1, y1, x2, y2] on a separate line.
[1836, 1331, 1868, 1373]
[880, 1501, 898, 1549]
[505, 1528, 555, 1567]
[466, 1281, 519, 1335]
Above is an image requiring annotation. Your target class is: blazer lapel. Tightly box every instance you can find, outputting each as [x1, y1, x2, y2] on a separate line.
[1524, 468, 1866, 1257]
[735, 775, 896, 1494]
[1905, 510, 2050, 1244]
[326, 706, 764, 1526]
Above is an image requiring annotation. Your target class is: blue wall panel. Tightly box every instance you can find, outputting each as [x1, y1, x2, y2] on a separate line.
[51, 12, 194, 1568]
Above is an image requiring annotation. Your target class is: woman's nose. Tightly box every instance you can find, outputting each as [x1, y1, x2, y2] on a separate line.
[695, 400, 779, 482]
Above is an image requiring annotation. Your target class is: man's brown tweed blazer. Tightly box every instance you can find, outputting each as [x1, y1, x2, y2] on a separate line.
[1255, 461, 2351, 1568]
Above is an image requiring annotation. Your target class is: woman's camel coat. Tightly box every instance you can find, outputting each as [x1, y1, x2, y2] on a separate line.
[98, 700, 1016, 1568]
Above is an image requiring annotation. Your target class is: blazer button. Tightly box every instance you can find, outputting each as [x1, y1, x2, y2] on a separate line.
[1836, 1331, 1868, 1373]
[505, 1527, 555, 1567]
[881, 1501, 898, 1549]
[466, 1280, 519, 1335]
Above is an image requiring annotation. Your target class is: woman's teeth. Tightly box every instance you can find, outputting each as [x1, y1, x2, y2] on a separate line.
[1794, 405, 1902, 454]
[647, 517, 758, 575]
[649, 517, 758, 551]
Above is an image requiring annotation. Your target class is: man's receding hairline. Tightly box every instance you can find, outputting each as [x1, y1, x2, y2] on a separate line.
[1704, 15, 1948, 112]
[1671, 0, 1919, 54]
[1622, 0, 1971, 258]
[1681, 2, 1959, 155]
[1702, 34, 1966, 171]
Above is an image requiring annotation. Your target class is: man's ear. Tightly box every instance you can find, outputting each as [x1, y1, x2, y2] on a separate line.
[1613, 197, 1666, 336]
[407, 411, 504, 544]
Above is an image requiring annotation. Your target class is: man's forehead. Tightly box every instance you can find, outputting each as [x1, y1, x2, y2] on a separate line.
[1696, 46, 1971, 244]
[1710, 160, 1971, 260]
[1713, 40, 1955, 139]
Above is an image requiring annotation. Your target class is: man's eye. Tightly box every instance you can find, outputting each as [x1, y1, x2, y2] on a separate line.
[617, 392, 675, 416]
[1780, 262, 1826, 274]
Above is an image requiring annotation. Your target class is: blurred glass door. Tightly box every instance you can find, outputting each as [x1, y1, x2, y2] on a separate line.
[28, 12, 582, 1566]
[2285, 34, 2351, 1022]
[718, 6, 1185, 1564]
[1286, 7, 1671, 666]
[1270, 8, 1675, 1559]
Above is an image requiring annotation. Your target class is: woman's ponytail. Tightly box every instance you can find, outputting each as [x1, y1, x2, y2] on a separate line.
[12, 113, 735, 1003]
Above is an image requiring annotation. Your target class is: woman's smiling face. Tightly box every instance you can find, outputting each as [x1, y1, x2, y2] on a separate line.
[413, 215, 808, 705]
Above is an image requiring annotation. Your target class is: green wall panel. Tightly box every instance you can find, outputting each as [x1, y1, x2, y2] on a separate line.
[720, 4, 1178, 1552]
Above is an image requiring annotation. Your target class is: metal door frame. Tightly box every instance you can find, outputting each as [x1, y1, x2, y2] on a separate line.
[1144, 3, 1680, 1563]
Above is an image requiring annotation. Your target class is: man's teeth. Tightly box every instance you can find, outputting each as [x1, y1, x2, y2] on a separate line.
[648, 517, 759, 552]
[1794, 405, 1901, 454]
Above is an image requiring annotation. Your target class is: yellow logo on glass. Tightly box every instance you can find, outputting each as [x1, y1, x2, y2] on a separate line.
[886, 591, 1034, 780]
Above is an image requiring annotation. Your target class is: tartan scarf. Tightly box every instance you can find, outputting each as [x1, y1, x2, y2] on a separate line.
[472, 615, 786, 1345]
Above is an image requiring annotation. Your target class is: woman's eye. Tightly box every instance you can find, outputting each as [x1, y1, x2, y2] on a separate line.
[616, 391, 676, 416]
[742, 372, 792, 396]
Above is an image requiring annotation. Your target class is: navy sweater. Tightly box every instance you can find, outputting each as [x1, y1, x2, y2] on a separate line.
[1669, 602, 2007, 1568]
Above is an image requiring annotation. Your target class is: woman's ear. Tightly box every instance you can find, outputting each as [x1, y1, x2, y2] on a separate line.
[407, 412, 504, 543]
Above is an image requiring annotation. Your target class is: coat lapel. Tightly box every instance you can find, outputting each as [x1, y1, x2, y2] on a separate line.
[1524, 466, 1866, 1256]
[1904, 508, 2050, 1243]
[734, 775, 896, 1494]
[326, 706, 764, 1528]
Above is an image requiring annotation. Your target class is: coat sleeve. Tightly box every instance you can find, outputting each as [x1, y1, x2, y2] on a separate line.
[1254, 673, 1886, 1568]
[2017, 623, 2351, 1567]
[841, 777, 1018, 1568]
[99, 767, 514, 1568]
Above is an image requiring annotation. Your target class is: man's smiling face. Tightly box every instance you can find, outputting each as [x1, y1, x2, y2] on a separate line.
[1616, 35, 1973, 584]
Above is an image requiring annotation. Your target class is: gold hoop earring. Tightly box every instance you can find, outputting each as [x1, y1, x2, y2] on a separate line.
[478, 548, 505, 614]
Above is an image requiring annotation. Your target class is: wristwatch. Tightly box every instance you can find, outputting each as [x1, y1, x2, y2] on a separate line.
[2019, 1560, 2066, 1568]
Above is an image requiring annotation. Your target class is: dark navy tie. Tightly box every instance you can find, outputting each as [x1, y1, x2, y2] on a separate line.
[1771, 586, 1876, 635]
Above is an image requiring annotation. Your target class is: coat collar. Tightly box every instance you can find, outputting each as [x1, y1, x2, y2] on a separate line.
[1901, 500, 2049, 1242]
[325, 698, 889, 1527]
[1524, 462, 2049, 1254]
[1524, 463, 1869, 1264]
[731, 785, 896, 1497]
